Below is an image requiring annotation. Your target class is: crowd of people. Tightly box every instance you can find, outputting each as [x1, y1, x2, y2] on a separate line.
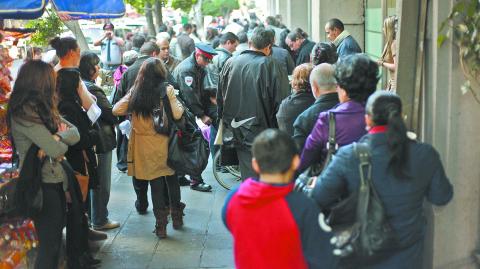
[1, 13, 453, 269]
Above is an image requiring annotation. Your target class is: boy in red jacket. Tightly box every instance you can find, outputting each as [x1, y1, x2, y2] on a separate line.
[222, 129, 336, 269]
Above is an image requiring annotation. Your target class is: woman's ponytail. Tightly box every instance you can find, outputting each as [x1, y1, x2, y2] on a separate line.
[366, 91, 409, 178]
[386, 105, 408, 178]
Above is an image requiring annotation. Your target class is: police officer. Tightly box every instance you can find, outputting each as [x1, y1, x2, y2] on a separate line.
[173, 43, 217, 192]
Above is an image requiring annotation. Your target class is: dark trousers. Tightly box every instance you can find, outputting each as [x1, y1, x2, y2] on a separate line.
[33, 183, 65, 269]
[116, 127, 128, 171]
[235, 147, 257, 180]
[132, 176, 181, 209]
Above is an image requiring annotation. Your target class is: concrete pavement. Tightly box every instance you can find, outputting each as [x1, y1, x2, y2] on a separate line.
[91, 159, 235, 269]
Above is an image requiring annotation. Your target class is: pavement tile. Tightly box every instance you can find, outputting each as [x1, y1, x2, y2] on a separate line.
[150, 249, 202, 268]
[95, 156, 233, 268]
[199, 248, 235, 268]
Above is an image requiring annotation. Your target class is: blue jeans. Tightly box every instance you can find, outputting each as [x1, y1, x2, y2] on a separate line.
[91, 151, 113, 226]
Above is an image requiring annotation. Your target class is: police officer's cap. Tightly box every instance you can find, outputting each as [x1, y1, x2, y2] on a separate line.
[195, 43, 217, 56]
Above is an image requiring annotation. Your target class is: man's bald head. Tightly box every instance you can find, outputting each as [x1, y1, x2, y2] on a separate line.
[310, 63, 337, 98]
[156, 38, 171, 61]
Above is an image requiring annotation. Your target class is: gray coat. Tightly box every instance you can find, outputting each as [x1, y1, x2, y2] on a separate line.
[11, 114, 80, 188]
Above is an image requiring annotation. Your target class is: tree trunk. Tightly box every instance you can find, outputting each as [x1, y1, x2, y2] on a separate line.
[154, 0, 164, 30]
[62, 20, 89, 51]
[193, 0, 204, 38]
[145, 2, 156, 36]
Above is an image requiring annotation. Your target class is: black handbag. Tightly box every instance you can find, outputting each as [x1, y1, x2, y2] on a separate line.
[94, 121, 117, 154]
[152, 97, 170, 135]
[15, 144, 44, 218]
[165, 96, 210, 175]
[295, 112, 336, 193]
[328, 142, 396, 264]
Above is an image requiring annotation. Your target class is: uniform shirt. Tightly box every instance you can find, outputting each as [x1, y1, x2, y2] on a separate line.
[100, 38, 122, 66]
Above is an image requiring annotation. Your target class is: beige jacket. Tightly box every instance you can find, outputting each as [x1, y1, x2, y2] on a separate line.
[113, 86, 184, 180]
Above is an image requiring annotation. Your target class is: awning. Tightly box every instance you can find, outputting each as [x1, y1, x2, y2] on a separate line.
[53, 0, 126, 20]
[0, 0, 47, 20]
[0, 0, 125, 20]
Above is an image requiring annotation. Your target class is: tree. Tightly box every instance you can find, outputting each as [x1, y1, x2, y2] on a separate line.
[202, 0, 239, 19]
[125, 0, 157, 35]
[154, 0, 165, 29]
[25, 8, 64, 47]
[171, 0, 197, 12]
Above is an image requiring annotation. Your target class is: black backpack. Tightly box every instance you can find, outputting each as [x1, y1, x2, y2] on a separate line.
[327, 142, 397, 266]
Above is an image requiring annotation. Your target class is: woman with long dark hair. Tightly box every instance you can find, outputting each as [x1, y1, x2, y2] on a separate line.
[79, 51, 119, 230]
[113, 57, 184, 238]
[7, 60, 80, 269]
[312, 91, 453, 268]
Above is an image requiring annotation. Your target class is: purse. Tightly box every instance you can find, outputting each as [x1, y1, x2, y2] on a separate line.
[164, 96, 210, 175]
[328, 143, 396, 264]
[152, 97, 170, 135]
[295, 112, 336, 193]
[74, 151, 90, 202]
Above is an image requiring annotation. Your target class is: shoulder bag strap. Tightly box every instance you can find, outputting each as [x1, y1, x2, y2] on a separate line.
[354, 142, 371, 223]
[322, 112, 337, 168]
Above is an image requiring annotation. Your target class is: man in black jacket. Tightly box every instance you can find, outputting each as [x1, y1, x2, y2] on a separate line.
[218, 27, 290, 180]
[292, 63, 339, 150]
[173, 43, 217, 192]
[286, 28, 316, 67]
[113, 42, 160, 173]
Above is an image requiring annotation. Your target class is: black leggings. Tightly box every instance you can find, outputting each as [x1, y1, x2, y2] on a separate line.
[132, 175, 181, 209]
[33, 183, 66, 269]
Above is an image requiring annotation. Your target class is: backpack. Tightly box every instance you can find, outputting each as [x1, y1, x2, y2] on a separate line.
[328, 142, 397, 265]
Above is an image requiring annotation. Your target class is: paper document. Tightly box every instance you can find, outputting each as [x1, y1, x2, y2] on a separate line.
[87, 103, 102, 124]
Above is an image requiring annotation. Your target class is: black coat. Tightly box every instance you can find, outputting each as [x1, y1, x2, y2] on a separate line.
[173, 53, 215, 120]
[114, 55, 150, 105]
[57, 69, 98, 188]
[84, 80, 117, 153]
[276, 90, 315, 137]
[292, 92, 339, 150]
[294, 39, 316, 66]
[272, 46, 295, 75]
[217, 50, 290, 147]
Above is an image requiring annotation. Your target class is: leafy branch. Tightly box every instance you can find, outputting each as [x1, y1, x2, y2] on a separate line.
[25, 8, 64, 47]
[438, 0, 480, 104]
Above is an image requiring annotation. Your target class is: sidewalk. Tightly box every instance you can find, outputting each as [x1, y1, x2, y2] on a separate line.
[91, 159, 234, 269]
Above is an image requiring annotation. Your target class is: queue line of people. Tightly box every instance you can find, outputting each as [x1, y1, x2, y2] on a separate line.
[3, 12, 449, 269]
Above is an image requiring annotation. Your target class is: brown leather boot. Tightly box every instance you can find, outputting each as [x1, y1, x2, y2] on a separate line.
[153, 208, 169, 238]
[170, 202, 186, 230]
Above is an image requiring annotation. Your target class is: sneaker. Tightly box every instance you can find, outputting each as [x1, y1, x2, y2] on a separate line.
[93, 220, 120, 230]
[88, 228, 108, 241]
[190, 182, 212, 192]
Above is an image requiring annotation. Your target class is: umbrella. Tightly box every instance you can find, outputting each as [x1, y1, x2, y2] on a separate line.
[0, 0, 125, 20]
